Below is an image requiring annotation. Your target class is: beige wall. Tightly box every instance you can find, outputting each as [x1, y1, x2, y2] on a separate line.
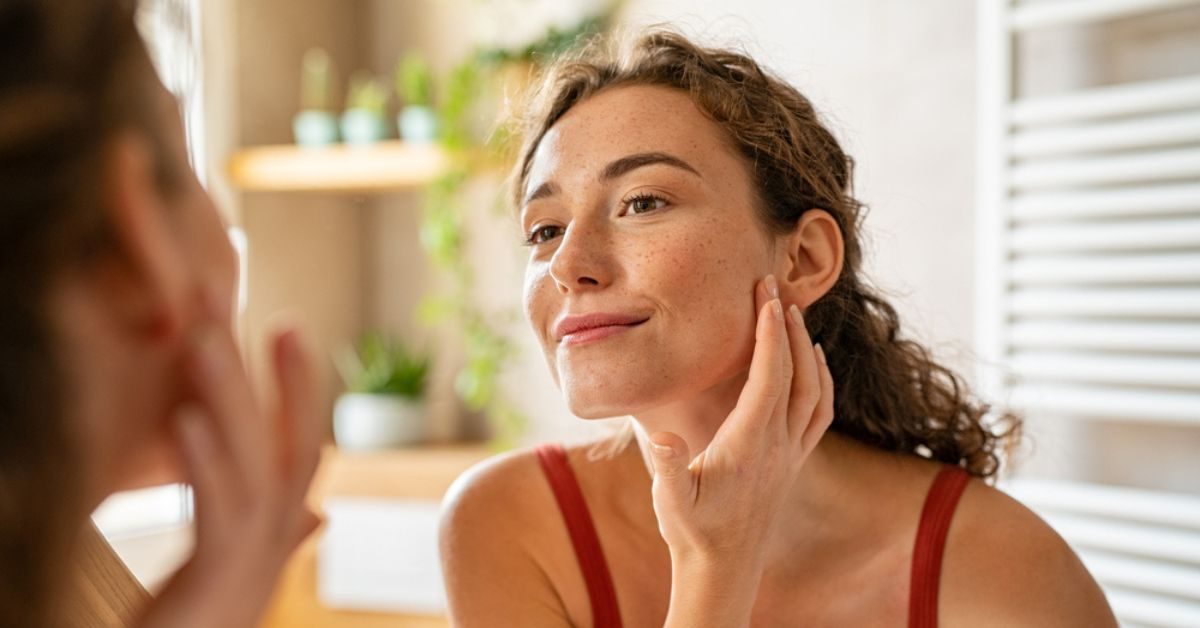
[233, 0, 372, 428]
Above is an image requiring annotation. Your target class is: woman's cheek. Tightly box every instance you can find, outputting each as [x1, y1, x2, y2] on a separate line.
[523, 263, 562, 384]
[113, 424, 186, 491]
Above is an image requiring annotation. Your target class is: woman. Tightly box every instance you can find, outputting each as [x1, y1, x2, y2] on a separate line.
[440, 30, 1117, 626]
[1, 1, 321, 626]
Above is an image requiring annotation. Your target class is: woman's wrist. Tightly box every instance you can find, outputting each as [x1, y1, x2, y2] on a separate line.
[664, 552, 764, 628]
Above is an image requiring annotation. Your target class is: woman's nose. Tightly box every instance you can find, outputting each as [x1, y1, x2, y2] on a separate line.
[548, 222, 612, 293]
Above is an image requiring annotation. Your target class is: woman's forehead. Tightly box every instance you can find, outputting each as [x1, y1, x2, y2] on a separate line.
[526, 84, 737, 187]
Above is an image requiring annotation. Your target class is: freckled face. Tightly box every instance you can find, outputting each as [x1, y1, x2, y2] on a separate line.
[521, 84, 775, 419]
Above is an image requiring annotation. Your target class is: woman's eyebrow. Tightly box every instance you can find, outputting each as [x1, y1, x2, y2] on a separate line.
[523, 180, 560, 207]
[601, 151, 700, 180]
[522, 152, 700, 209]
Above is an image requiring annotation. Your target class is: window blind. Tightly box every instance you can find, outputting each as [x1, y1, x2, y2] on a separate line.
[977, 1, 1200, 625]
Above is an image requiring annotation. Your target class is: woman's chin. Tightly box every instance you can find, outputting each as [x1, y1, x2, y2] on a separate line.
[567, 400, 630, 420]
[564, 391, 645, 420]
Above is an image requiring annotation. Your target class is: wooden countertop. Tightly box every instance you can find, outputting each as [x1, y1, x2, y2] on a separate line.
[260, 444, 490, 628]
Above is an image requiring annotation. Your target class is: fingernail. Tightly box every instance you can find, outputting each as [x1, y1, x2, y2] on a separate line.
[815, 343, 827, 365]
[651, 442, 675, 458]
[765, 274, 779, 299]
[771, 298, 784, 320]
[788, 304, 803, 327]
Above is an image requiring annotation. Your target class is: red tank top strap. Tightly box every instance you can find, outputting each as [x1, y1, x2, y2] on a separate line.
[534, 443, 623, 628]
[908, 464, 971, 628]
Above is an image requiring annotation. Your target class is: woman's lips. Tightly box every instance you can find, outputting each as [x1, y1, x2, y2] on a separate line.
[554, 312, 650, 347]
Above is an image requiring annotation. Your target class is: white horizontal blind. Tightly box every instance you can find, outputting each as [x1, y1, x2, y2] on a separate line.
[978, 1, 1200, 430]
[1005, 479, 1200, 626]
[977, 1, 1200, 625]
[1004, 67, 1200, 421]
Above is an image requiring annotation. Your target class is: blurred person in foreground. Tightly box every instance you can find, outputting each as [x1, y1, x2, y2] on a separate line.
[0, 1, 322, 625]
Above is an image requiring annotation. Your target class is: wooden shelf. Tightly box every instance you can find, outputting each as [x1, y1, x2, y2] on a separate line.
[260, 444, 489, 628]
[228, 141, 448, 193]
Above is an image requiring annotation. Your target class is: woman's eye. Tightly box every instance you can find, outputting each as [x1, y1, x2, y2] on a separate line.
[626, 194, 667, 215]
[525, 225, 562, 246]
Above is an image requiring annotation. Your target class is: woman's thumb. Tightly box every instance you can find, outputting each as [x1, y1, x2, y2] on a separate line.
[648, 431, 692, 501]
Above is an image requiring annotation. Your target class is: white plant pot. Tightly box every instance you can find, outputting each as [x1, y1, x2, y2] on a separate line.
[293, 110, 339, 146]
[333, 393, 425, 451]
[398, 105, 438, 143]
[340, 108, 389, 145]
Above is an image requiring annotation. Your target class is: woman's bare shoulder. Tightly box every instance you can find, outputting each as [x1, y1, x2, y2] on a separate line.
[438, 440, 619, 626]
[440, 439, 620, 531]
[439, 444, 576, 576]
[940, 477, 1117, 627]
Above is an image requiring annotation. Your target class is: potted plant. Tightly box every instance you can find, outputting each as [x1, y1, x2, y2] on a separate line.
[293, 48, 339, 147]
[395, 53, 438, 143]
[333, 332, 430, 451]
[340, 71, 390, 145]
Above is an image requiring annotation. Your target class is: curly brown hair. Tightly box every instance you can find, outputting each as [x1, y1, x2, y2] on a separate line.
[511, 28, 1020, 479]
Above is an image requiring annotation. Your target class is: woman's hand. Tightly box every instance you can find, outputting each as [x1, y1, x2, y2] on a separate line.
[137, 293, 323, 628]
[647, 274, 835, 627]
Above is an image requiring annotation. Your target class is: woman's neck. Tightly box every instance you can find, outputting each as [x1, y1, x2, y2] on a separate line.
[631, 366, 749, 454]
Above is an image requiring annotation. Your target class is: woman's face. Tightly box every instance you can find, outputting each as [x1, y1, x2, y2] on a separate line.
[152, 87, 239, 321]
[521, 84, 778, 419]
[87, 79, 238, 493]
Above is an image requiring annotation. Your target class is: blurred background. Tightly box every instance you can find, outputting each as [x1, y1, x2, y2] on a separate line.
[91, 0, 1199, 626]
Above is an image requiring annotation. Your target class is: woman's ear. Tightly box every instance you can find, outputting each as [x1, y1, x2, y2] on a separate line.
[99, 132, 189, 342]
[779, 209, 845, 309]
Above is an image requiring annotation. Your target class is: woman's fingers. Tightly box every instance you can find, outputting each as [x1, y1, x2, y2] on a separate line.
[726, 278, 787, 441]
[801, 345, 836, 453]
[770, 301, 795, 438]
[758, 277, 796, 439]
[187, 325, 271, 500]
[175, 405, 235, 552]
[141, 293, 324, 628]
[783, 305, 821, 448]
[648, 431, 695, 523]
[271, 327, 322, 508]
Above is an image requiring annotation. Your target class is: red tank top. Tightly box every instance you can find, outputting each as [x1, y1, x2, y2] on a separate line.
[535, 443, 971, 628]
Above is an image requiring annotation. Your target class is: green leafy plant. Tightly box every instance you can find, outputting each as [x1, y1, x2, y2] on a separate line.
[300, 47, 334, 111]
[337, 332, 430, 399]
[396, 53, 434, 107]
[345, 70, 388, 115]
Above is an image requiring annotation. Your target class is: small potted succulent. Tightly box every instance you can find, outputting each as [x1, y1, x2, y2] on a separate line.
[340, 71, 390, 145]
[395, 53, 438, 143]
[293, 48, 339, 146]
[333, 332, 430, 451]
